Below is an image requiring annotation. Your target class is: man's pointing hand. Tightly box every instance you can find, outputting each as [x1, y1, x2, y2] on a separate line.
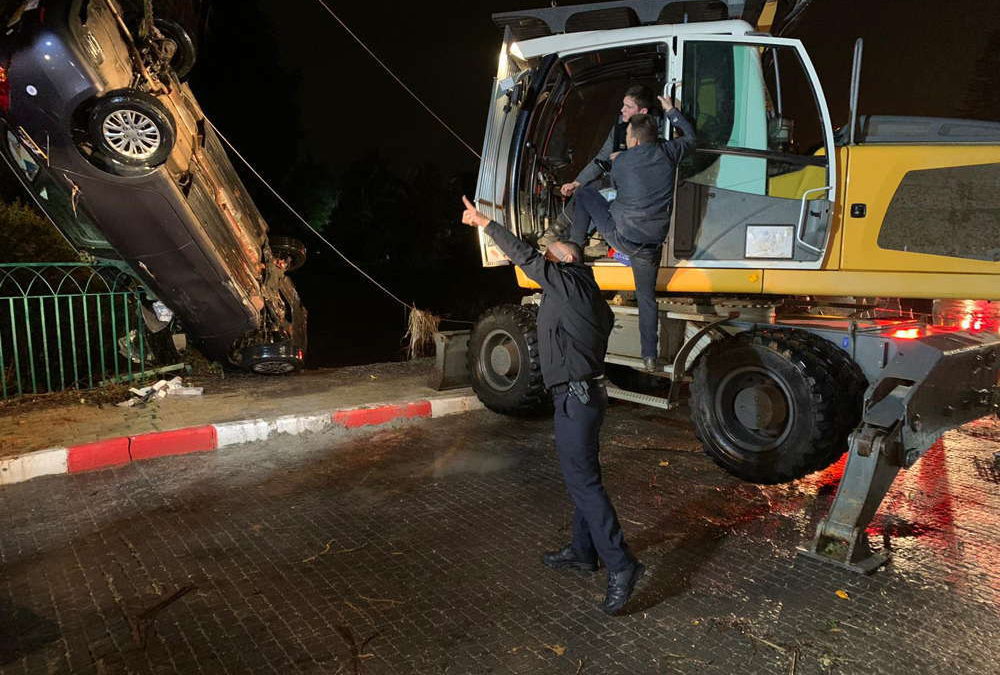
[461, 196, 491, 228]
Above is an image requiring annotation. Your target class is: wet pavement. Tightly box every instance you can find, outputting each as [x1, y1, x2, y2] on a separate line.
[1, 403, 998, 674]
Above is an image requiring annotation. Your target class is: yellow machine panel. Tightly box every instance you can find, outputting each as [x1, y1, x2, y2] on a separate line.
[839, 145, 1000, 275]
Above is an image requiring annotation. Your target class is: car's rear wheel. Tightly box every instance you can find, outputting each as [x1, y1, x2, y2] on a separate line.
[154, 18, 197, 79]
[88, 90, 175, 170]
[270, 236, 307, 272]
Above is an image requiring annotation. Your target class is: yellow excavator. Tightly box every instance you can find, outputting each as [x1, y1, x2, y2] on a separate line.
[452, 0, 1000, 572]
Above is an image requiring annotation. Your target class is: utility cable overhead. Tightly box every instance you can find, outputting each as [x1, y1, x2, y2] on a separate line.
[311, 0, 482, 160]
[205, 119, 413, 311]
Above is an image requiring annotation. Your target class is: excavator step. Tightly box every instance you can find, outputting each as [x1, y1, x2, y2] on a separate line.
[606, 384, 677, 410]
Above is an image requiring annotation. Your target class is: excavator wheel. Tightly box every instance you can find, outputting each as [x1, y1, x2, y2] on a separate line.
[467, 304, 550, 417]
[690, 328, 863, 484]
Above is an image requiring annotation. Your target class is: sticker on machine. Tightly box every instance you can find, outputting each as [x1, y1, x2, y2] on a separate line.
[745, 225, 795, 259]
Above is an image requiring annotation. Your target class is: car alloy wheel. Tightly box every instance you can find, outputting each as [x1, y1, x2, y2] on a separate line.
[101, 109, 162, 161]
[87, 89, 176, 170]
[251, 360, 297, 375]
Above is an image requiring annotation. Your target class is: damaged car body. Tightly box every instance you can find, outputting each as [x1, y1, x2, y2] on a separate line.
[0, 0, 307, 373]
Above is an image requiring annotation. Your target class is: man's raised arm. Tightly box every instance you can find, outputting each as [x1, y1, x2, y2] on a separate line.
[461, 196, 548, 284]
[658, 94, 697, 162]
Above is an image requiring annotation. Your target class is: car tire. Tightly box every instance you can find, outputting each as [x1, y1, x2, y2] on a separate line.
[270, 236, 307, 272]
[154, 18, 197, 79]
[468, 304, 550, 416]
[243, 342, 303, 375]
[88, 90, 175, 170]
[689, 329, 863, 484]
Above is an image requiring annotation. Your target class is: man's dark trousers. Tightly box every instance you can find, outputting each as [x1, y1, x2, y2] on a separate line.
[570, 186, 661, 359]
[553, 385, 633, 572]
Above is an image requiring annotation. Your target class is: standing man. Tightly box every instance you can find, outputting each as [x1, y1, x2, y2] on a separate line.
[461, 196, 645, 616]
[570, 95, 696, 372]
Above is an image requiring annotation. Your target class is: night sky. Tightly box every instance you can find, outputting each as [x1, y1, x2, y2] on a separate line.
[193, 0, 1000, 179]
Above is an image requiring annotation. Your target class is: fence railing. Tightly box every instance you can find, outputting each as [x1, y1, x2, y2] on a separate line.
[0, 263, 148, 399]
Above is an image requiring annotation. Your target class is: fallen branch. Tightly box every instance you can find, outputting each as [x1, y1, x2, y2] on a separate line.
[748, 633, 787, 653]
[130, 585, 196, 647]
[302, 539, 334, 563]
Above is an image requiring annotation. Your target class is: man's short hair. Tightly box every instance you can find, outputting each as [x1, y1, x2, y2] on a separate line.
[628, 113, 659, 145]
[545, 240, 583, 264]
[624, 84, 656, 113]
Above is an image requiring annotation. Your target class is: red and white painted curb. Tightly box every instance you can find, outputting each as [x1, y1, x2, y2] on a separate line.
[0, 393, 483, 487]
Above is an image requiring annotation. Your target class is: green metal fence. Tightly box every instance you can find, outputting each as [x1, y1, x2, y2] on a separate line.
[0, 263, 147, 399]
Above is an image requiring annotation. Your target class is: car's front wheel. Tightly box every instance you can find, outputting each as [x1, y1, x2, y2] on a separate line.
[242, 342, 303, 375]
[88, 90, 175, 171]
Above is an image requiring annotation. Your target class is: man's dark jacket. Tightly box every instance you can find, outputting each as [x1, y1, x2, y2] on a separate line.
[610, 108, 697, 246]
[484, 222, 613, 388]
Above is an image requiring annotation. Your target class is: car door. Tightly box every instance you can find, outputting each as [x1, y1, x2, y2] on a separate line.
[669, 35, 837, 269]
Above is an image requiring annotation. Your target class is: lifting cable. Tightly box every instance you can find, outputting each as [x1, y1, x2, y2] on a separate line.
[207, 119, 408, 311]
[206, 119, 473, 326]
[311, 0, 482, 160]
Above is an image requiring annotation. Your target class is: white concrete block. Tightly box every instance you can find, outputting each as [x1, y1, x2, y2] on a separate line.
[214, 419, 272, 448]
[430, 395, 484, 418]
[272, 413, 331, 436]
[0, 447, 68, 486]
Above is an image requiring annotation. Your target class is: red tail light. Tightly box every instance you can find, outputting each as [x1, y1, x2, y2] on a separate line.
[891, 328, 922, 340]
[0, 65, 9, 112]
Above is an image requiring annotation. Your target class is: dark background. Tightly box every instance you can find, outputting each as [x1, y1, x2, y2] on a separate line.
[5, 0, 1000, 367]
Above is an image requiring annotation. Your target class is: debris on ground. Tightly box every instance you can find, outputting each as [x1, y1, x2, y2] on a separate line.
[117, 377, 203, 407]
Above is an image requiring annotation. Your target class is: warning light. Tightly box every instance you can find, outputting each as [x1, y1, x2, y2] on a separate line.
[891, 328, 922, 340]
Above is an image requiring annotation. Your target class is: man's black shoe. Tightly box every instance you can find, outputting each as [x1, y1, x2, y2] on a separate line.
[542, 545, 598, 572]
[600, 561, 646, 615]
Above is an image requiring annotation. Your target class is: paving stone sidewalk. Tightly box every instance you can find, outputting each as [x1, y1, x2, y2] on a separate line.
[1, 406, 998, 674]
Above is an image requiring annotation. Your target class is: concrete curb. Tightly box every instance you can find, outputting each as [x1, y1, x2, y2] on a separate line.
[0, 392, 483, 487]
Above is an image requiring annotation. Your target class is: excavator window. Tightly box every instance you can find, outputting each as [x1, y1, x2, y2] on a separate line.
[671, 38, 833, 264]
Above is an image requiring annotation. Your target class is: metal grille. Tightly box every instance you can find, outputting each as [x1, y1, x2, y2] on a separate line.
[0, 263, 148, 399]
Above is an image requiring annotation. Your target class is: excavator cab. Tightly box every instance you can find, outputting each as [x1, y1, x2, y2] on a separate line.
[475, 4, 837, 276]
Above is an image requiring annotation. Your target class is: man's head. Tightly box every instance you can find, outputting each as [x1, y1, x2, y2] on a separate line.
[626, 113, 659, 148]
[620, 84, 655, 122]
[544, 240, 582, 264]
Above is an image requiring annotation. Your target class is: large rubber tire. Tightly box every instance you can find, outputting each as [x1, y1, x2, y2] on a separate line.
[88, 89, 175, 170]
[467, 304, 550, 416]
[689, 329, 865, 484]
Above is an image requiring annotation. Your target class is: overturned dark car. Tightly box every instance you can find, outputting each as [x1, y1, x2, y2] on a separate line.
[0, 0, 307, 373]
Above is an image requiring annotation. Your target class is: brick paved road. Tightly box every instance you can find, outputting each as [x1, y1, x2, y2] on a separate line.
[2, 404, 998, 674]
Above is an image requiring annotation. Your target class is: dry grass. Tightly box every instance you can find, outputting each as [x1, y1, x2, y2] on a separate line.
[405, 308, 440, 360]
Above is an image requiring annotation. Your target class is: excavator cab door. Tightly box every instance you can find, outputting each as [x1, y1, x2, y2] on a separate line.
[669, 35, 837, 268]
[475, 27, 526, 267]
